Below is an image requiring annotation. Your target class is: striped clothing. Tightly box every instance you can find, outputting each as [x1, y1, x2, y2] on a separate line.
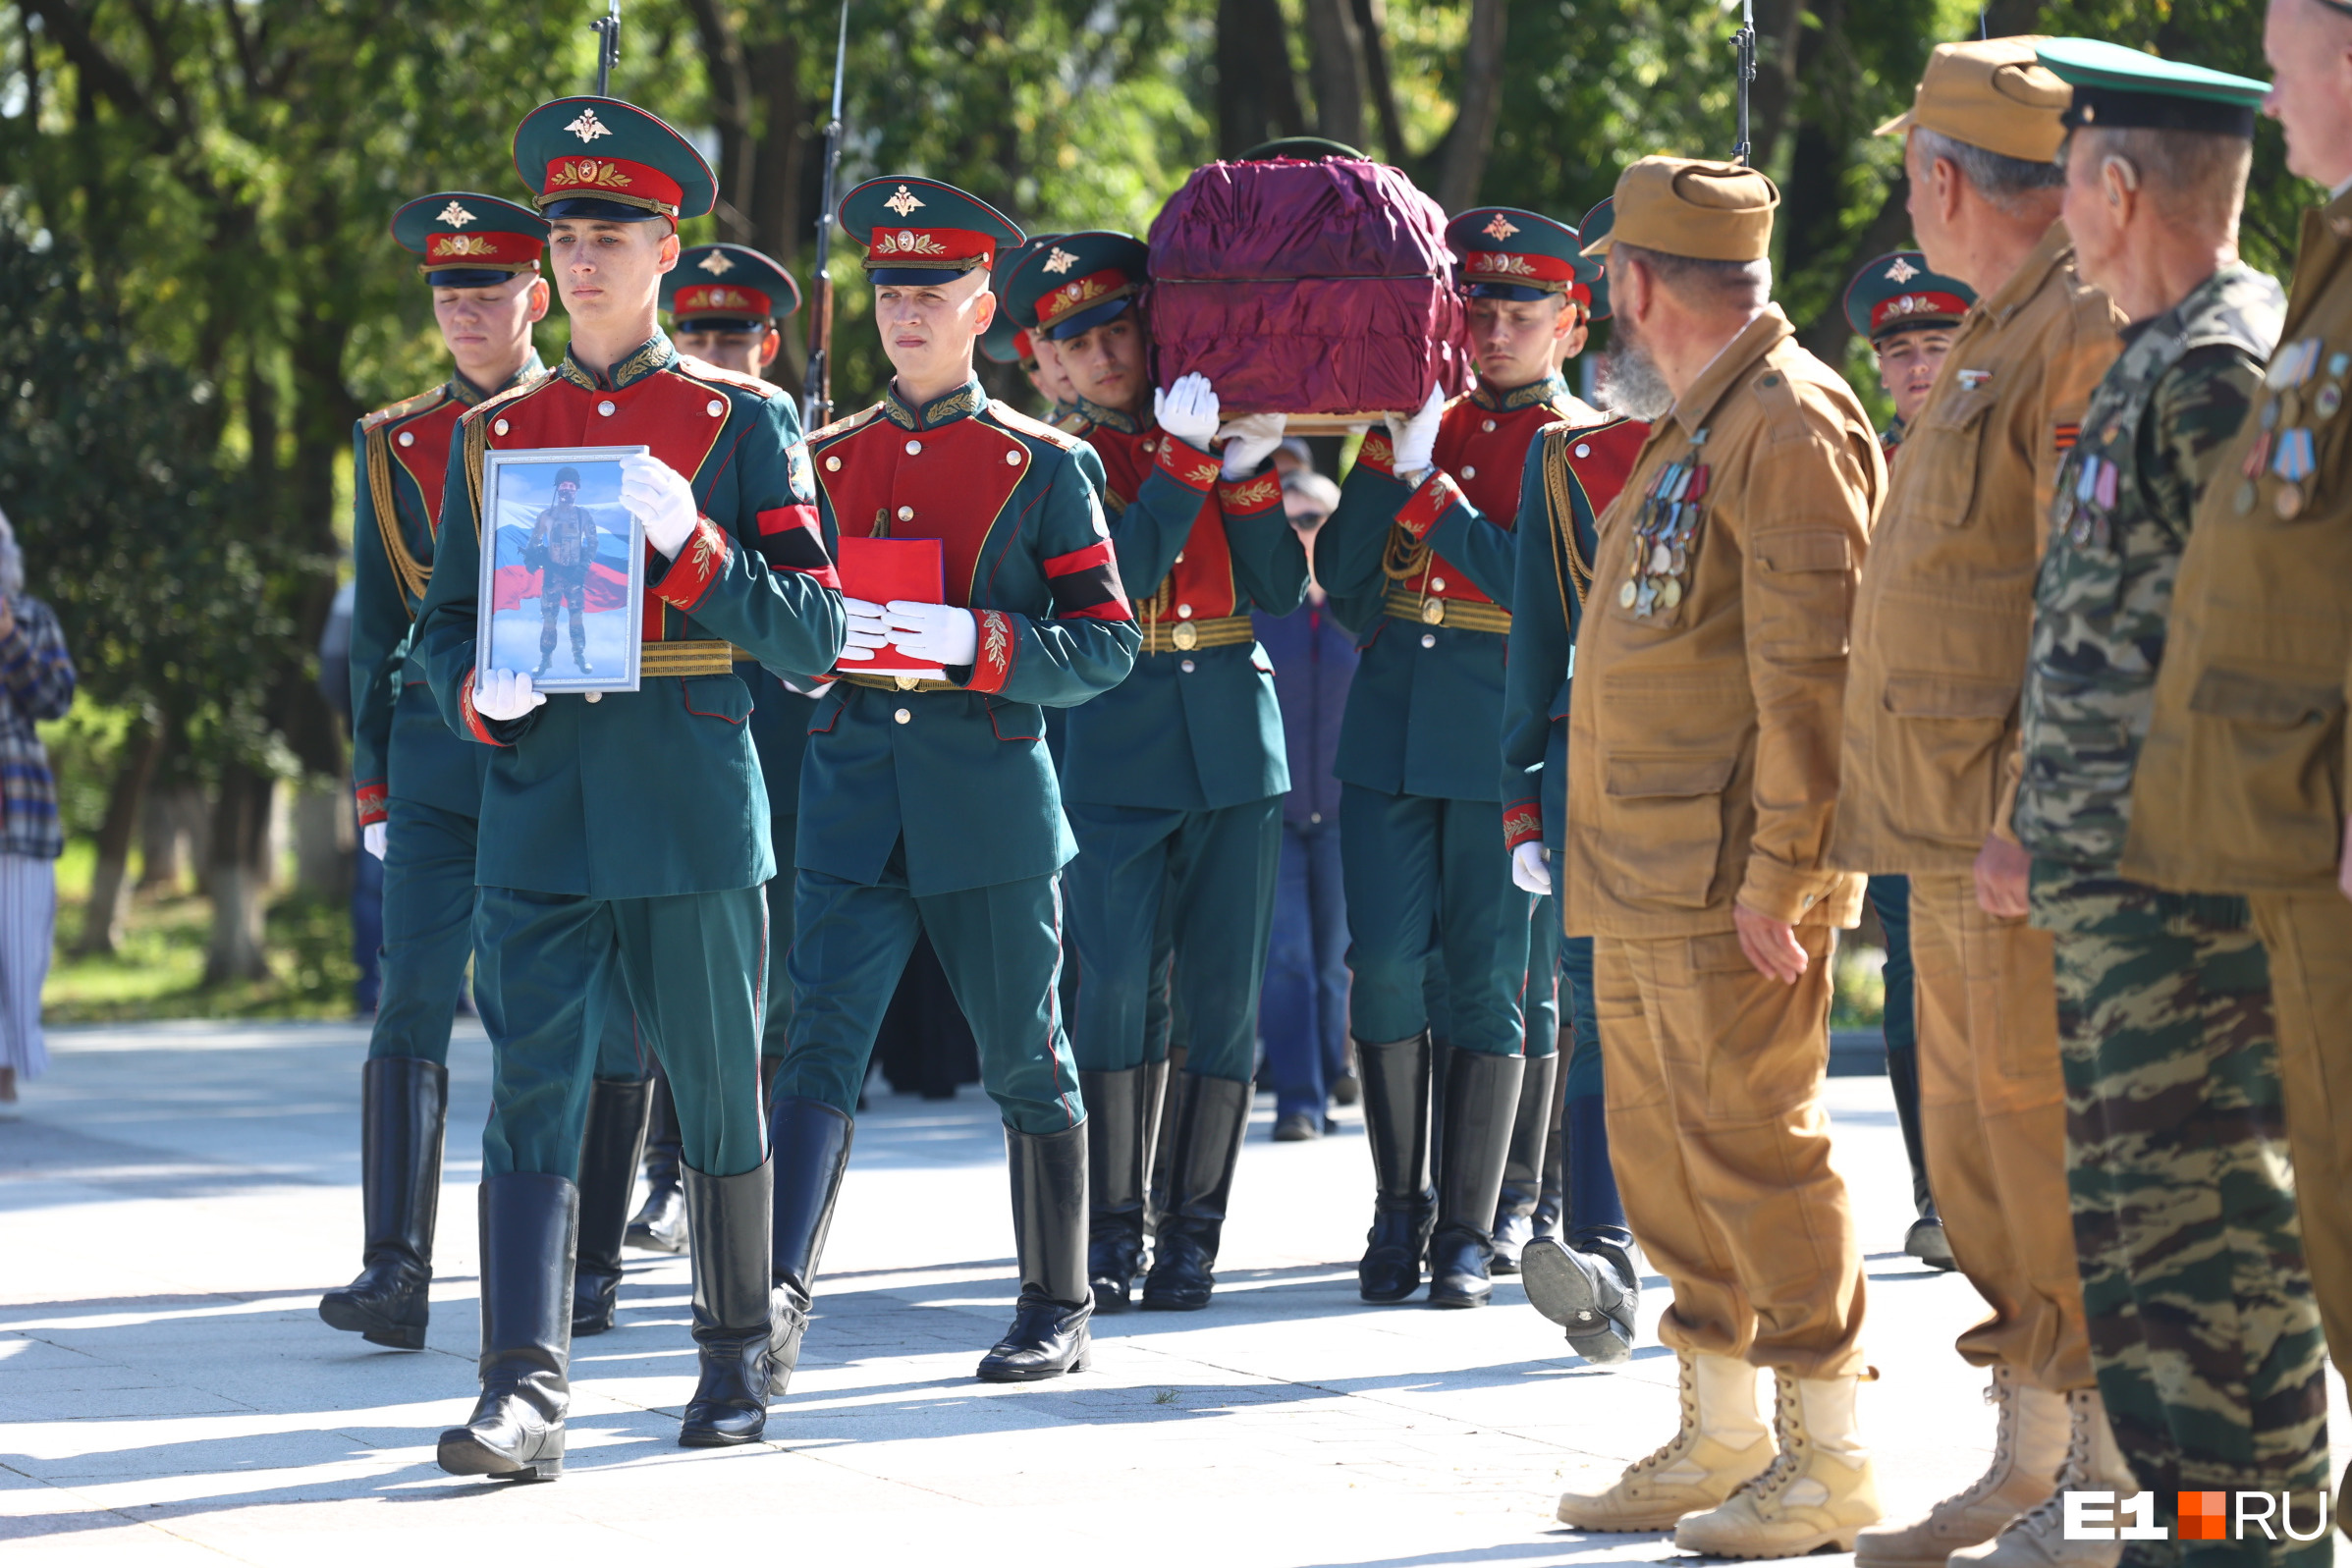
[0, 596, 76, 860]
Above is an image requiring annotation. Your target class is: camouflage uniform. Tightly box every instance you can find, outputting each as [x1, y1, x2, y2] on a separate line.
[2016, 262, 2329, 1553]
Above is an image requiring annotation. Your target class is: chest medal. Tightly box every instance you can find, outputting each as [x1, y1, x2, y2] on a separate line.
[1617, 456, 1709, 618]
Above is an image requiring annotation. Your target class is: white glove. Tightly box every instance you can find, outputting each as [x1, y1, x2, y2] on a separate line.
[1510, 841, 1554, 896]
[885, 600, 979, 667]
[1218, 411, 1287, 480]
[1153, 372, 1222, 452]
[619, 452, 700, 558]
[837, 596, 891, 662]
[474, 667, 546, 722]
[362, 822, 388, 861]
[1384, 385, 1447, 477]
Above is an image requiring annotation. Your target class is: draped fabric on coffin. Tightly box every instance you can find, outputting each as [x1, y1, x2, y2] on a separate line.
[490, 519, 636, 613]
[1144, 158, 1471, 416]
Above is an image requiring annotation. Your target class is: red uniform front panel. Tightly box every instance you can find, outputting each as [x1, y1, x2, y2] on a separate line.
[387, 396, 465, 540]
[1087, 425, 1237, 622]
[812, 414, 1031, 608]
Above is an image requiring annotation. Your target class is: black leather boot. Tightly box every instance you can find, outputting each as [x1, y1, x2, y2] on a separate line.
[1144, 1050, 1177, 1235]
[1523, 1234, 1639, 1363]
[769, 1095, 853, 1400]
[1531, 1026, 1569, 1244]
[978, 1120, 1092, 1381]
[1490, 1050, 1559, 1275]
[1426, 1048, 1524, 1308]
[573, 1076, 651, 1335]
[1140, 1074, 1252, 1312]
[626, 1068, 688, 1254]
[320, 1056, 447, 1350]
[1081, 1067, 1148, 1311]
[680, 1162, 778, 1446]
[1355, 1033, 1435, 1303]
[436, 1173, 574, 1481]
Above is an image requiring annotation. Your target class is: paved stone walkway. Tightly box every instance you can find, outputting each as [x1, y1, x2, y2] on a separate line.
[1, 1022, 2340, 1565]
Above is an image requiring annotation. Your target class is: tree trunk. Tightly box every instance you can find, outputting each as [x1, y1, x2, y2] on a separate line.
[74, 711, 163, 956]
[748, 33, 807, 398]
[294, 783, 351, 902]
[1216, 0, 1308, 158]
[1794, 173, 1916, 366]
[1432, 0, 1507, 211]
[1349, 0, 1409, 165]
[1301, 0, 1368, 149]
[1745, 0, 1805, 172]
[1981, 1, 2042, 37]
[684, 0, 757, 244]
[203, 763, 274, 985]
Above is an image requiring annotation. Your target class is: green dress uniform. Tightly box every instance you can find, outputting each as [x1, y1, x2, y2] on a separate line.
[418, 98, 846, 1479]
[1315, 204, 1599, 1308]
[1003, 230, 1308, 1313]
[767, 177, 1141, 1394]
[2014, 44, 2326, 1542]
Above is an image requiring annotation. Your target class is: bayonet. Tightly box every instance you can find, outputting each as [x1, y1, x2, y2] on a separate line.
[803, 0, 849, 431]
[1731, 0, 1757, 165]
[592, 0, 622, 98]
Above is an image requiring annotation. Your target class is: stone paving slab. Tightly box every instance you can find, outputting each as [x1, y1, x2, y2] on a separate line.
[1, 1020, 2341, 1566]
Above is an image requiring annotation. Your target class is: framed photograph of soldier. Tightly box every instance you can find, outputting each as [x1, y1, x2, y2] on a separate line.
[474, 446, 648, 694]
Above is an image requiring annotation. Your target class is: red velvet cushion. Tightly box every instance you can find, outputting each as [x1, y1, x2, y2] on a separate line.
[1145, 158, 1470, 416]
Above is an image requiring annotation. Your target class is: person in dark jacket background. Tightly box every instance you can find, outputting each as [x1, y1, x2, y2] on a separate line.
[0, 505, 78, 1105]
[1255, 470, 1356, 1140]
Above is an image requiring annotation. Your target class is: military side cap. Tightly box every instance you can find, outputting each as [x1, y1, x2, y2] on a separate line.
[2037, 38, 2269, 138]
[1582, 158, 1777, 264]
[1875, 37, 2072, 165]
[514, 97, 716, 224]
[665, 243, 800, 330]
[841, 177, 1022, 285]
[1237, 136, 1366, 161]
[1005, 231, 1150, 342]
[980, 236, 1060, 364]
[392, 192, 548, 288]
[1843, 251, 1975, 341]
[1576, 197, 1618, 319]
[1447, 208, 1600, 306]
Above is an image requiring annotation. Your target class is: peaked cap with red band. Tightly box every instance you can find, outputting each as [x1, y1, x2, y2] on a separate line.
[1446, 207, 1599, 309]
[392, 191, 549, 288]
[1004, 230, 1150, 343]
[1576, 197, 1619, 320]
[840, 176, 1023, 286]
[664, 243, 802, 331]
[514, 96, 716, 226]
[1842, 250, 1975, 343]
[980, 235, 1062, 364]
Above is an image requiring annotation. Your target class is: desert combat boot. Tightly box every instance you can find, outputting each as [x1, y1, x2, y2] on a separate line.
[1856, 1366, 2069, 1566]
[1947, 1388, 2129, 1568]
[1556, 1349, 1776, 1531]
[1674, 1370, 1882, 1558]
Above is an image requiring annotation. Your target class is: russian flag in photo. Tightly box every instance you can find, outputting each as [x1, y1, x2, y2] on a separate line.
[490, 511, 636, 613]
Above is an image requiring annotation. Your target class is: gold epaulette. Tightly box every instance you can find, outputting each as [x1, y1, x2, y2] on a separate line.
[1054, 409, 1093, 436]
[810, 403, 885, 446]
[675, 354, 783, 399]
[360, 388, 446, 432]
[460, 377, 549, 543]
[988, 400, 1081, 451]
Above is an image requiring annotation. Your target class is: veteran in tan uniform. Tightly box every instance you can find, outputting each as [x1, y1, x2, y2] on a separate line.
[1550, 157, 1884, 1560]
[1832, 41, 2134, 1568]
[2124, 0, 2352, 1502]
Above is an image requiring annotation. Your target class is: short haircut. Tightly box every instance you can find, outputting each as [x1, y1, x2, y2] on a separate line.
[1285, 470, 1340, 511]
[2070, 126, 2252, 233]
[1610, 241, 1773, 310]
[1911, 125, 2066, 212]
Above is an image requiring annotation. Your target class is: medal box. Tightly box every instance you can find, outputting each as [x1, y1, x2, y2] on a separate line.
[1144, 156, 1470, 423]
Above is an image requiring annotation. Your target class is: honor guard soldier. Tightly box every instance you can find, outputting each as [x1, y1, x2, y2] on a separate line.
[1839, 248, 1976, 1274]
[766, 177, 1138, 1390]
[1836, 42, 2136, 1568]
[415, 97, 846, 1479]
[320, 192, 558, 1354]
[980, 235, 1077, 419]
[1549, 157, 1885, 1557]
[1315, 203, 1599, 1309]
[1002, 230, 1305, 1314]
[620, 243, 811, 1258]
[2125, 0, 2352, 1529]
[1484, 200, 1651, 1360]
[2012, 41, 2327, 1547]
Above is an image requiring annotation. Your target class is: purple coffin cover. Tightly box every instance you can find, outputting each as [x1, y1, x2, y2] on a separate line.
[1145, 158, 1470, 416]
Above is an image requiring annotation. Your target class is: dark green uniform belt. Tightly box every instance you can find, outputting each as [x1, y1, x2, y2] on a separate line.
[1383, 588, 1510, 635]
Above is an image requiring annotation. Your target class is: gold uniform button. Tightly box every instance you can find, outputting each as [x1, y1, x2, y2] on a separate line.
[825, 455, 842, 472]
[583, 691, 602, 704]
[894, 707, 911, 725]
[1173, 622, 1199, 651]
[397, 431, 415, 447]
[1421, 600, 1445, 625]
[1179, 659, 1196, 673]
[598, 400, 617, 417]
[1574, 443, 1591, 459]
[1176, 604, 1193, 619]
[1482, 419, 1496, 433]
[905, 440, 922, 456]
[494, 419, 511, 436]
[1461, 465, 1477, 479]
[897, 506, 915, 521]
[707, 400, 725, 417]
[1430, 577, 1447, 592]
[1174, 552, 1185, 564]
[1005, 451, 1021, 465]
[1420, 632, 1437, 649]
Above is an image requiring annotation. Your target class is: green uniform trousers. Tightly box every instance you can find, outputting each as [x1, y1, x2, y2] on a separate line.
[1066, 796, 1282, 1084]
[1340, 784, 1532, 1056]
[777, 844, 1084, 1135]
[761, 813, 795, 1062]
[473, 884, 769, 1180]
[1525, 893, 1559, 1059]
[2034, 865, 2330, 1555]
[366, 797, 479, 1066]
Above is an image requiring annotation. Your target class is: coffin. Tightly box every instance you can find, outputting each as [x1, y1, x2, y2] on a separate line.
[1144, 157, 1468, 422]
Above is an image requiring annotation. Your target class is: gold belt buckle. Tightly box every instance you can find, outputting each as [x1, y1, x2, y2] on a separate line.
[1172, 621, 1200, 651]
[894, 674, 919, 691]
[1421, 599, 1446, 626]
